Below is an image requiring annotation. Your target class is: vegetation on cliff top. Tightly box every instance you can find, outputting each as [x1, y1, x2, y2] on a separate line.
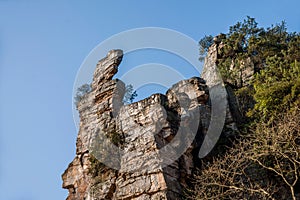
[200, 16, 300, 120]
[74, 83, 137, 106]
[191, 17, 300, 200]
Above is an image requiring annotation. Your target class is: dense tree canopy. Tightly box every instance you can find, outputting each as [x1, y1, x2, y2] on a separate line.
[200, 16, 300, 120]
[192, 17, 300, 200]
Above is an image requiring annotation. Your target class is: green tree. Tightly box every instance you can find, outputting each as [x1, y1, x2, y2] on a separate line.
[251, 56, 300, 119]
[191, 17, 300, 200]
[123, 84, 137, 104]
[199, 35, 214, 61]
[74, 83, 91, 105]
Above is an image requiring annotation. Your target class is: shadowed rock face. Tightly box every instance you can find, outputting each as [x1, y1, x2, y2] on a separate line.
[62, 48, 237, 199]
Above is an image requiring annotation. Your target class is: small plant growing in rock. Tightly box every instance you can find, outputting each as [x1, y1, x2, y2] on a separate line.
[88, 154, 106, 179]
[123, 84, 137, 104]
[199, 35, 214, 61]
[74, 83, 91, 105]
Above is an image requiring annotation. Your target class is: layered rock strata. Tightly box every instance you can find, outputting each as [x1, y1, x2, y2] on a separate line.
[62, 47, 236, 199]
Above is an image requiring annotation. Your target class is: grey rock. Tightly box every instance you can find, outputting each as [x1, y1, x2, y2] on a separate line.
[62, 46, 238, 199]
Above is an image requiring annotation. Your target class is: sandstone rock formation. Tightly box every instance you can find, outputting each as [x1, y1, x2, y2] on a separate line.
[62, 44, 237, 199]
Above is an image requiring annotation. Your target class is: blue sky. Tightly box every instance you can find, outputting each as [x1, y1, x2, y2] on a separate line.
[0, 1, 299, 199]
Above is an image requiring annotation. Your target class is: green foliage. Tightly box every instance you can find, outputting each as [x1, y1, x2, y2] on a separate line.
[199, 35, 213, 61]
[217, 57, 239, 84]
[191, 17, 300, 199]
[88, 154, 106, 178]
[89, 130, 122, 182]
[123, 84, 137, 104]
[234, 86, 255, 118]
[200, 16, 300, 120]
[109, 130, 123, 147]
[251, 55, 300, 120]
[75, 83, 138, 106]
[200, 17, 300, 90]
[74, 83, 91, 105]
[89, 154, 118, 185]
[222, 16, 262, 55]
[213, 17, 265, 84]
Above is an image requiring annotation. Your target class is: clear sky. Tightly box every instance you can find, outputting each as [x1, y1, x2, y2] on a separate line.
[0, 1, 299, 199]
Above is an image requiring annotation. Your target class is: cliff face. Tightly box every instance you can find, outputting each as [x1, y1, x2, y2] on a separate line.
[62, 44, 237, 199]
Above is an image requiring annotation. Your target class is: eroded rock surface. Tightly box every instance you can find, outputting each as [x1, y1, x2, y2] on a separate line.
[62, 47, 237, 199]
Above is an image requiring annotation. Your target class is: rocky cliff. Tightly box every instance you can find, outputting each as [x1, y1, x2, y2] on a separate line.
[62, 42, 237, 199]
